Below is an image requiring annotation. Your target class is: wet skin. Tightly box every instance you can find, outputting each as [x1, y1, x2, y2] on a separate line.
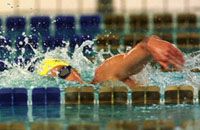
[48, 35, 185, 89]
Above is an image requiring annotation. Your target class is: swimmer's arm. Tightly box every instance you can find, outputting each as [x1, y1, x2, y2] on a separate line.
[116, 35, 185, 80]
[93, 35, 185, 82]
[92, 41, 150, 83]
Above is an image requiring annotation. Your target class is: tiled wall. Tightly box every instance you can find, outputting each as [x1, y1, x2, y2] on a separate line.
[1, 0, 200, 15]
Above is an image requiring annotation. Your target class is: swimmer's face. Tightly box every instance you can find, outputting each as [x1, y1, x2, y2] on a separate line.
[48, 65, 83, 83]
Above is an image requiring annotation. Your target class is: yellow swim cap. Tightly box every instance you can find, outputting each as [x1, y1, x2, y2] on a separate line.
[38, 58, 70, 76]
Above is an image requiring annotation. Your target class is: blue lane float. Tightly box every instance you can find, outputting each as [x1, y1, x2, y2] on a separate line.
[30, 16, 51, 38]
[0, 36, 12, 60]
[80, 15, 101, 36]
[0, 61, 8, 72]
[46, 87, 60, 105]
[55, 15, 76, 39]
[0, 88, 28, 106]
[42, 36, 66, 52]
[32, 87, 61, 105]
[6, 16, 26, 37]
[15, 35, 39, 58]
[0, 88, 12, 106]
[13, 88, 28, 106]
[32, 88, 46, 105]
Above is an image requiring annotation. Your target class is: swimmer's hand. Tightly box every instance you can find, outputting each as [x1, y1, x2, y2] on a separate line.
[144, 36, 185, 70]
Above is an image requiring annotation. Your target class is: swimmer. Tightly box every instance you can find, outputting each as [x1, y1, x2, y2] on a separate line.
[38, 35, 185, 89]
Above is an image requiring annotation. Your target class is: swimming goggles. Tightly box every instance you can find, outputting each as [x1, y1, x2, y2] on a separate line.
[58, 66, 72, 79]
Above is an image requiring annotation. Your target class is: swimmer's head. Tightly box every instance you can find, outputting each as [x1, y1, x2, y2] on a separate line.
[38, 58, 70, 76]
[38, 58, 83, 82]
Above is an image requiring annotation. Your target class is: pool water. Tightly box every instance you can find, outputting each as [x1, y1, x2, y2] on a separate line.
[1, 104, 200, 129]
